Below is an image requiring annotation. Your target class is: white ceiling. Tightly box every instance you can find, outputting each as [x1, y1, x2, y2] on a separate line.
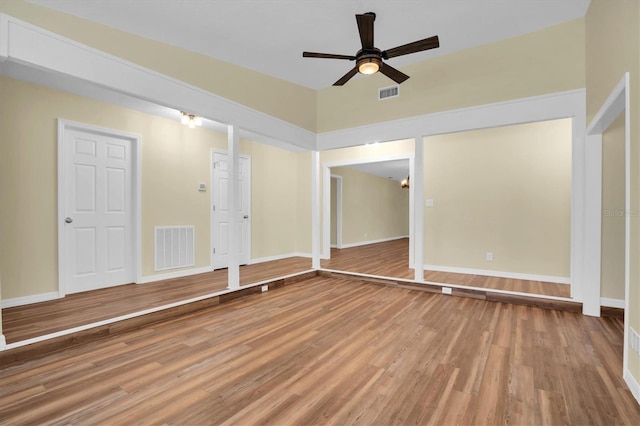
[340, 159, 410, 183]
[28, 0, 591, 90]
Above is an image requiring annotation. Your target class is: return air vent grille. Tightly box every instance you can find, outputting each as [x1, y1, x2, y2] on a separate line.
[378, 85, 399, 100]
[154, 226, 195, 271]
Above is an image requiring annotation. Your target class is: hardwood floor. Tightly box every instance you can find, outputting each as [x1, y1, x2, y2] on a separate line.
[0, 276, 637, 425]
[321, 238, 571, 298]
[2, 256, 311, 344]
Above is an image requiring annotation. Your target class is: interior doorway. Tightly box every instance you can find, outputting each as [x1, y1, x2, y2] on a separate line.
[211, 151, 251, 269]
[58, 120, 139, 295]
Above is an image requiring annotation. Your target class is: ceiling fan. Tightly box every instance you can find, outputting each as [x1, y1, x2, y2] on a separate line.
[303, 12, 440, 86]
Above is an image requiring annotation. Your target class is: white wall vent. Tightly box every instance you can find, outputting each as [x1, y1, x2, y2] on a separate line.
[155, 226, 195, 271]
[378, 85, 399, 100]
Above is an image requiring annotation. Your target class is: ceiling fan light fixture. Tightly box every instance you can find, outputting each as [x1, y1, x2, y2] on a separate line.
[180, 111, 202, 128]
[357, 57, 381, 75]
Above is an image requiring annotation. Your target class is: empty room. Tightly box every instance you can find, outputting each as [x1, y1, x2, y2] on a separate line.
[1, 0, 640, 424]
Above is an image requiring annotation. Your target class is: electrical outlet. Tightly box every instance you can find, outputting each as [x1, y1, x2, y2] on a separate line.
[442, 287, 452, 295]
[261, 285, 268, 292]
[486, 252, 493, 261]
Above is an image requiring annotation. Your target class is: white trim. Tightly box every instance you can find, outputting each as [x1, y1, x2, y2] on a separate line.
[137, 266, 212, 284]
[57, 119, 141, 297]
[1, 291, 61, 309]
[582, 133, 602, 315]
[586, 73, 631, 376]
[0, 13, 315, 152]
[0, 334, 6, 350]
[340, 235, 410, 249]
[600, 298, 625, 309]
[249, 252, 312, 265]
[413, 136, 424, 281]
[330, 175, 343, 249]
[317, 89, 586, 150]
[312, 151, 320, 269]
[423, 264, 571, 285]
[624, 370, 640, 407]
[227, 126, 240, 289]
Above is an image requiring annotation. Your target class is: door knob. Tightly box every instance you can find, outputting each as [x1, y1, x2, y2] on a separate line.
[65, 217, 73, 224]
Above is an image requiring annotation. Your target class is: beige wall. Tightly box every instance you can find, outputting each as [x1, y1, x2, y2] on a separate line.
[295, 151, 313, 255]
[586, 0, 640, 381]
[424, 119, 572, 278]
[331, 167, 409, 246]
[0, 75, 310, 300]
[241, 141, 310, 260]
[317, 18, 585, 133]
[0, 0, 317, 132]
[601, 114, 626, 300]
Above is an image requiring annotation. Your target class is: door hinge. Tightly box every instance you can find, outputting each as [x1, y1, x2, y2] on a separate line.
[213, 248, 216, 254]
[213, 205, 216, 211]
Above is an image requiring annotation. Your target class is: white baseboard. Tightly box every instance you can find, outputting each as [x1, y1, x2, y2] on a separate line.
[1, 291, 61, 309]
[137, 266, 212, 284]
[341, 235, 409, 249]
[249, 252, 312, 265]
[423, 264, 570, 284]
[0, 334, 6, 351]
[624, 369, 640, 406]
[600, 297, 625, 308]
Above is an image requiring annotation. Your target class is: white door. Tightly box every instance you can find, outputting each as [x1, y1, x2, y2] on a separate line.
[212, 152, 250, 269]
[62, 128, 133, 294]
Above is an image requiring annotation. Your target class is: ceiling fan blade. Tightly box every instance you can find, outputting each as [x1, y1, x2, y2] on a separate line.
[356, 13, 375, 49]
[379, 63, 410, 84]
[382, 35, 439, 59]
[333, 67, 359, 86]
[303, 52, 356, 60]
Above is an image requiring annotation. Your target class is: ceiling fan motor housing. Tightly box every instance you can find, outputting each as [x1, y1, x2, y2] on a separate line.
[356, 49, 383, 74]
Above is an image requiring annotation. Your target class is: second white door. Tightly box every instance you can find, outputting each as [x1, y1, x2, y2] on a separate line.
[212, 152, 250, 269]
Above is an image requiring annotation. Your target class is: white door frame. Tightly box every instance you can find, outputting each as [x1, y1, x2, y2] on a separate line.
[585, 73, 630, 364]
[57, 119, 142, 297]
[330, 175, 343, 249]
[210, 149, 251, 270]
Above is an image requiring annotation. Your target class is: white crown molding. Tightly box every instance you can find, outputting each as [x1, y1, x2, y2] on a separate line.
[0, 13, 316, 152]
[316, 89, 586, 150]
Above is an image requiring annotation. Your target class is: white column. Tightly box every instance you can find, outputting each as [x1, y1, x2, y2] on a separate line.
[227, 124, 240, 289]
[312, 151, 320, 269]
[582, 134, 602, 316]
[413, 137, 425, 282]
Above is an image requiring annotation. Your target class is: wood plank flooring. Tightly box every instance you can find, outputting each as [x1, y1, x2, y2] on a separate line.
[321, 238, 571, 298]
[0, 277, 637, 425]
[2, 256, 311, 344]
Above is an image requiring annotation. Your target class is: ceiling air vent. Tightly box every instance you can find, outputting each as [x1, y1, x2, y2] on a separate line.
[378, 85, 399, 100]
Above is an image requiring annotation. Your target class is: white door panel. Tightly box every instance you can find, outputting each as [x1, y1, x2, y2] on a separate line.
[212, 152, 250, 269]
[63, 129, 133, 293]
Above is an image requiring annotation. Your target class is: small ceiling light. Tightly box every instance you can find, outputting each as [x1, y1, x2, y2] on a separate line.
[401, 176, 410, 189]
[357, 55, 381, 75]
[180, 111, 202, 128]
